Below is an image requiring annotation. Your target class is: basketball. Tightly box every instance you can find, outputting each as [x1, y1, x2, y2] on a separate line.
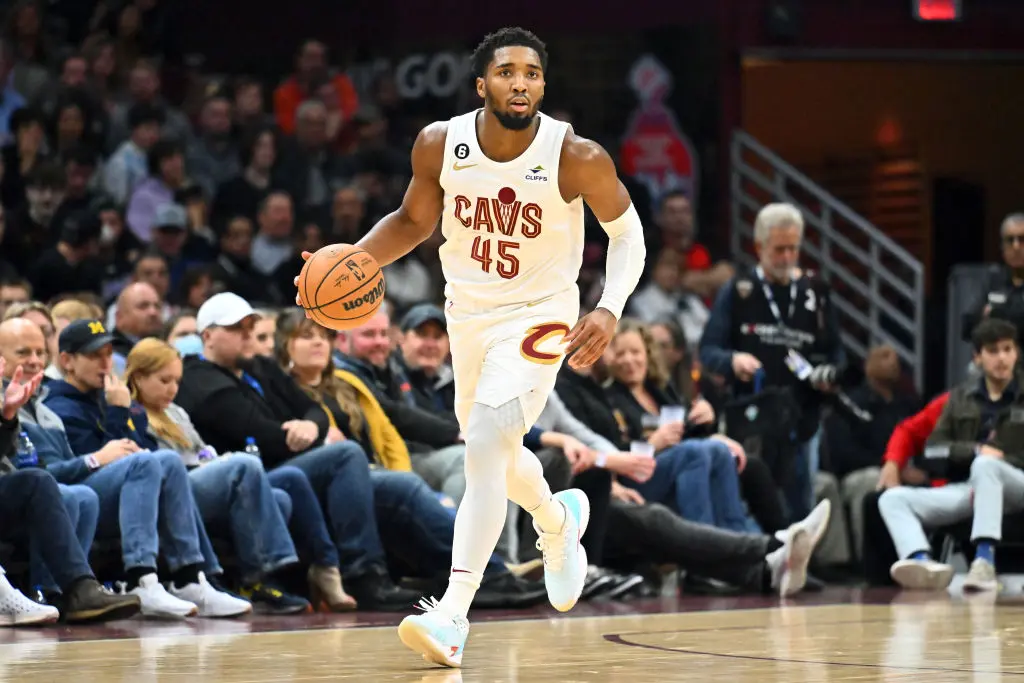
[296, 244, 386, 330]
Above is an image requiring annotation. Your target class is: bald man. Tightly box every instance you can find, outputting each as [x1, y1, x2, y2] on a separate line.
[0, 318, 141, 621]
[111, 281, 164, 375]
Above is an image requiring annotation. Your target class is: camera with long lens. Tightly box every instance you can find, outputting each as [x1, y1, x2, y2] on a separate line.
[786, 349, 871, 423]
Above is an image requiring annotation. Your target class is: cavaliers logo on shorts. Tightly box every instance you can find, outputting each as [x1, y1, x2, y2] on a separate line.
[520, 322, 571, 365]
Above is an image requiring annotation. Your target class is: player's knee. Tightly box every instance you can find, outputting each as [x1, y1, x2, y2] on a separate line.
[467, 399, 526, 448]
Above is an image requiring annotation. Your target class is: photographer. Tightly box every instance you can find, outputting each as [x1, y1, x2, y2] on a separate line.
[699, 202, 844, 521]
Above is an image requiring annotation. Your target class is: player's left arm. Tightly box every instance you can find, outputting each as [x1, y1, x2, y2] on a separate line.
[559, 134, 647, 369]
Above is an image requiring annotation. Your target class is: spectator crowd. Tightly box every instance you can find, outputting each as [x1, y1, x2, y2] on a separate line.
[2, 0, 1023, 629]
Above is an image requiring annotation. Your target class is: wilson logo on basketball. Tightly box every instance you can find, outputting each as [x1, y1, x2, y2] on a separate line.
[341, 277, 386, 311]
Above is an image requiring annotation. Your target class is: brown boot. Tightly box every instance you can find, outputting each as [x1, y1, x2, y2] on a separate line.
[307, 565, 357, 612]
[64, 578, 141, 623]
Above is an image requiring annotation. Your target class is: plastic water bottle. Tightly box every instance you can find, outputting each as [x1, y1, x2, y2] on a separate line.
[15, 431, 39, 468]
[244, 437, 260, 458]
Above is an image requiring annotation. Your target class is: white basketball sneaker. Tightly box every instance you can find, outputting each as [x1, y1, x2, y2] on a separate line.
[0, 570, 59, 627]
[398, 597, 470, 668]
[534, 488, 590, 612]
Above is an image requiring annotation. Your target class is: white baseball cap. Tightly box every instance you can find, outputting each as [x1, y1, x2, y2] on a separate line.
[196, 292, 257, 332]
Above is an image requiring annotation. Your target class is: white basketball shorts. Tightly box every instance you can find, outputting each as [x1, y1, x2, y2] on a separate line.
[445, 291, 580, 434]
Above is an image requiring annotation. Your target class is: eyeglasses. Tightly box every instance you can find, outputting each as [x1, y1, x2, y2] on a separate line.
[1004, 235, 1024, 246]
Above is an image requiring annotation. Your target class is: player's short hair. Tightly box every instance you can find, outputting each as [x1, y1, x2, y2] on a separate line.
[471, 27, 548, 78]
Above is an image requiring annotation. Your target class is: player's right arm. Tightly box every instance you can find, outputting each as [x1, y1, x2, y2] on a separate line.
[356, 122, 447, 267]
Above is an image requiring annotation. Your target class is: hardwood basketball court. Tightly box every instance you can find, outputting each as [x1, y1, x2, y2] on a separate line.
[3, 585, 1024, 681]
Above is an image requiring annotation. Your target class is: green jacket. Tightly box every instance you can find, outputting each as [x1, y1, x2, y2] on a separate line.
[924, 374, 1024, 474]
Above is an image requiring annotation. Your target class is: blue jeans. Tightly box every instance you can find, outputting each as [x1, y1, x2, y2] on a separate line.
[625, 440, 751, 532]
[86, 449, 205, 572]
[30, 484, 99, 593]
[784, 430, 820, 523]
[0, 470, 94, 590]
[189, 454, 299, 584]
[369, 468, 505, 578]
[280, 442, 389, 578]
[273, 488, 292, 520]
[280, 442, 504, 578]
[267, 466, 340, 569]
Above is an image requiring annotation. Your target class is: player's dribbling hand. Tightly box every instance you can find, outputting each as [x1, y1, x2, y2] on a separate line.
[293, 251, 314, 317]
[564, 308, 617, 369]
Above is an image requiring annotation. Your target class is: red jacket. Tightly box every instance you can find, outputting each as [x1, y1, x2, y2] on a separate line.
[883, 392, 949, 482]
[273, 74, 359, 136]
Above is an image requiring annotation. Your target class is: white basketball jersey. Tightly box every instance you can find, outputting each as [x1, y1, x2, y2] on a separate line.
[438, 109, 584, 313]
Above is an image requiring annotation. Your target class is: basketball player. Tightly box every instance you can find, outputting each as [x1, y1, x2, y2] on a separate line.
[296, 27, 646, 667]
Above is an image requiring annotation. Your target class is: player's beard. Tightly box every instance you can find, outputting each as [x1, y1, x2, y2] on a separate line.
[487, 89, 543, 131]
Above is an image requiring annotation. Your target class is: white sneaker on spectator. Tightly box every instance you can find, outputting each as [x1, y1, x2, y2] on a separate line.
[768, 525, 812, 597]
[890, 558, 954, 590]
[169, 572, 252, 618]
[774, 500, 831, 546]
[767, 500, 831, 597]
[962, 558, 999, 593]
[130, 573, 198, 619]
[0, 571, 59, 626]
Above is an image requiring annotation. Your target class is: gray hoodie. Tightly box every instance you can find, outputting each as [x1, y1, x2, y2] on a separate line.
[148, 403, 208, 466]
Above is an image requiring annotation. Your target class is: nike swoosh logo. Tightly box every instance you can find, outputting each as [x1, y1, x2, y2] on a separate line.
[526, 295, 556, 308]
[452, 162, 477, 171]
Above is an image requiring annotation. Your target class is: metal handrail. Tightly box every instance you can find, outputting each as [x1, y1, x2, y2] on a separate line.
[730, 130, 926, 391]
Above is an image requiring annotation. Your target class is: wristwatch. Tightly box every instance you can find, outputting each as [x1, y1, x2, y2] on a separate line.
[85, 455, 100, 471]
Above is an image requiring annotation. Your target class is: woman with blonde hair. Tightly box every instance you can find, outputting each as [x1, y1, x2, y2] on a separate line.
[126, 338, 356, 612]
[605, 318, 755, 533]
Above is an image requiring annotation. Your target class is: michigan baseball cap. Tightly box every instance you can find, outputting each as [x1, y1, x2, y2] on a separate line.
[196, 292, 256, 332]
[59, 319, 114, 355]
[400, 304, 447, 333]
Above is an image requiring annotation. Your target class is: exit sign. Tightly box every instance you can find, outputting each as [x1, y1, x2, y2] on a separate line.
[913, 0, 962, 21]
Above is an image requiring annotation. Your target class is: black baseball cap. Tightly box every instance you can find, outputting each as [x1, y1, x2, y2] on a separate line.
[59, 319, 114, 355]
[59, 211, 102, 247]
[400, 304, 446, 333]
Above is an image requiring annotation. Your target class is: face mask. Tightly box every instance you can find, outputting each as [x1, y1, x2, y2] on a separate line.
[101, 222, 118, 244]
[173, 334, 203, 357]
